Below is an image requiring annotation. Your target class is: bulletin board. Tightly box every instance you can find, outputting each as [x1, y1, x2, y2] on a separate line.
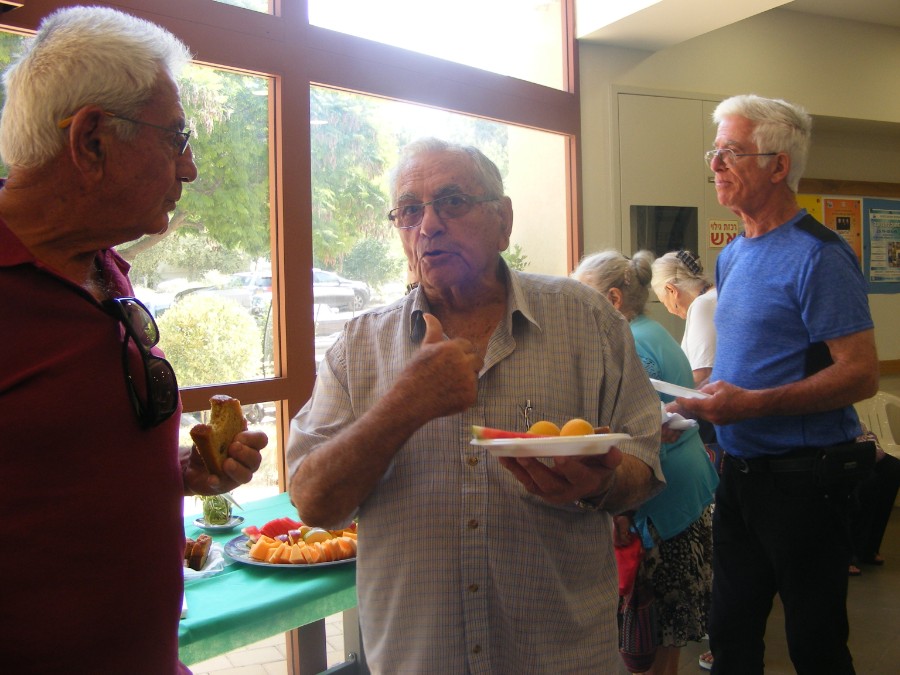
[798, 180, 900, 295]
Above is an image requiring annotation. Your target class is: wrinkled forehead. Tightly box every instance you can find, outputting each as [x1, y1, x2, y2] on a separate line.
[715, 114, 757, 147]
[395, 150, 482, 200]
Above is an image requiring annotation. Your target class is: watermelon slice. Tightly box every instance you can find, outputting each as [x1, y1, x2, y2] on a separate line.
[471, 425, 548, 440]
[259, 516, 303, 539]
[241, 524, 262, 543]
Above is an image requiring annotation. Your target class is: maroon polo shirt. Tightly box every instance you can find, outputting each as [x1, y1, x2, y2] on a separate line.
[0, 214, 188, 673]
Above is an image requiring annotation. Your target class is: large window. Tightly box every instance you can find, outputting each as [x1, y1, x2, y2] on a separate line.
[309, 86, 571, 365]
[308, 0, 566, 90]
[0, 1, 580, 505]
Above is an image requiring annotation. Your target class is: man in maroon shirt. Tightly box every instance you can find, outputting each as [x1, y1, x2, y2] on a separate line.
[0, 7, 266, 673]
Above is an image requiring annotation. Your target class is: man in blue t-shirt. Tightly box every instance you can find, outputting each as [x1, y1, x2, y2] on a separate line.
[679, 95, 878, 675]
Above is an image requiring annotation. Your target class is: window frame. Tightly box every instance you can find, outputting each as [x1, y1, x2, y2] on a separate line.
[1, 0, 583, 488]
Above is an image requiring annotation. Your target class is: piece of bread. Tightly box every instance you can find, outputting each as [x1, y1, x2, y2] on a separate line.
[190, 395, 247, 478]
[188, 534, 212, 571]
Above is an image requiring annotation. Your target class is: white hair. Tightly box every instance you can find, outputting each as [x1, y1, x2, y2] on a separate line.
[713, 94, 812, 192]
[389, 137, 505, 204]
[0, 6, 192, 169]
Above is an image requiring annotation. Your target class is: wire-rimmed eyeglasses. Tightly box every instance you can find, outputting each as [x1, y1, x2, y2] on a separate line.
[388, 193, 500, 230]
[103, 297, 179, 429]
[58, 111, 192, 155]
[705, 148, 777, 168]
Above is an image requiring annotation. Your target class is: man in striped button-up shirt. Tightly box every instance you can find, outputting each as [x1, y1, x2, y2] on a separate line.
[288, 138, 663, 673]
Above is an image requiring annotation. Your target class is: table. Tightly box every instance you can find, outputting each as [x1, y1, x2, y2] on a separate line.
[179, 492, 359, 670]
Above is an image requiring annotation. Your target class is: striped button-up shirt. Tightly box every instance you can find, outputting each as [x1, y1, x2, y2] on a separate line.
[288, 268, 663, 674]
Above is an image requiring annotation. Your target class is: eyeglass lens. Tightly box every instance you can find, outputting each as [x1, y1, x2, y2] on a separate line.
[118, 298, 160, 348]
[391, 194, 491, 229]
[106, 297, 178, 428]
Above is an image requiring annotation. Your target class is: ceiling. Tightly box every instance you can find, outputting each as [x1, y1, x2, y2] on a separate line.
[577, 0, 900, 51]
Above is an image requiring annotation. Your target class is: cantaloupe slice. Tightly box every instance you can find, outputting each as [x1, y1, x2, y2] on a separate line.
[249, 536, 277, 561]
[337, 537, 355, 559]
[289, 543, 307, 564]
[268, 542, 289, 563]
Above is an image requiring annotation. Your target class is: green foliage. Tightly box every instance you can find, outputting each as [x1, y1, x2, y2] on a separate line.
[311, 87, 394, 268]
[342, 238, 404, 289]
[127, 230, 252, 286]
[174, 67, 271, 258]
[501, 243, 530, 271]
[157, 295, 262, 386]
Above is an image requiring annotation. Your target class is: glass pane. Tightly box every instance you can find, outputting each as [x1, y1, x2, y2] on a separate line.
[214, 0, 271, 13]
[124, 65, 275, 387]
[0, 31, 28, 175]
[308, 0, 565, 90]
[310, 85, 569, 362]
[630, 205, 698, 258]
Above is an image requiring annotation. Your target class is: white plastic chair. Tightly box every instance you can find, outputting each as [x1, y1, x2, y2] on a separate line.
[854, 391, 900, 459]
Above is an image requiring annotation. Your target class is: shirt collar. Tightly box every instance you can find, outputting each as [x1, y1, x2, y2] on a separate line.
[407, 259, 541, 344]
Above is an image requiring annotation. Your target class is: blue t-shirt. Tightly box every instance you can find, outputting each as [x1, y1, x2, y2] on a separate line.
[630, 315, 718, 543]
[713, 211, 874, 458]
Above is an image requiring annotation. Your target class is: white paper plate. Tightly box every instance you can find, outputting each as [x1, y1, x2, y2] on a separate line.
[649, 378, 710, 400]
[470, 433, 631, 458]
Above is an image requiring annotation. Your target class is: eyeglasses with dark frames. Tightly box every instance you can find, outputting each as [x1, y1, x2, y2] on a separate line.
[58, 111, 192, 155]
[704, 148, 777, 168]
[387, 193, 500, 230]
[103, 297, 179, 429]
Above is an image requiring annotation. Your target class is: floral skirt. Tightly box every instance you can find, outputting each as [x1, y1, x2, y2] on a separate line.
[641, 505, 714, 647]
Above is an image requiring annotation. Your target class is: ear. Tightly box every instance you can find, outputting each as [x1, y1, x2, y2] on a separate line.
[769, 152, 791, 185]
[606, 287, 623, 311]
[64, 107, 109, 180]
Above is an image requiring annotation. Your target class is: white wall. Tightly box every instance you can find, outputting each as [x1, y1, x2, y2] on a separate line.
[579, 7, 900, 361]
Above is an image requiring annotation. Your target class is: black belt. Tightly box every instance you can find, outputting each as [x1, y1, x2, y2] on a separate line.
[725, 452, 818, 474]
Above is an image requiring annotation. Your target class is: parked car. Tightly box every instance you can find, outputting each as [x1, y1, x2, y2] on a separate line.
[176, 272, 272, 311]
[132, 286, 175, 318]
[312, 268, 371, 311]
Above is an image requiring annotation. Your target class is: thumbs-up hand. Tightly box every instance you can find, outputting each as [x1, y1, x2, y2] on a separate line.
[398, 313, 482, 421]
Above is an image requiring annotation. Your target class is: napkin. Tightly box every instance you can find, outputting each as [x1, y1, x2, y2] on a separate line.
[183, 542, 226, 583]
[660, 402, 698, 430]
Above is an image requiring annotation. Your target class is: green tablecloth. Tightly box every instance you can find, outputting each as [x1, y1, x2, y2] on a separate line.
[178, 492, 357, 665]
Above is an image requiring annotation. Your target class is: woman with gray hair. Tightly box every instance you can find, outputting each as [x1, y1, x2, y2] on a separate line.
[574, 249, 718, 675]
[651, 250, 716, 388]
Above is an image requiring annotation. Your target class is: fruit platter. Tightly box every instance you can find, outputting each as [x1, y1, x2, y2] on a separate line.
[470, 419, 631, 458]
[224, 516, 357, 568]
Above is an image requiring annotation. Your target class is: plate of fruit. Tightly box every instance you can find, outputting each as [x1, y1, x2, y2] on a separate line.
[225, 517, 357, 568]
[470, 419, 631, 458]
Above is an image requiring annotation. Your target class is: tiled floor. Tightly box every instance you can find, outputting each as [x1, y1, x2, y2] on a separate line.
[669, 505, 900, 674]
[189, 612, 344, 675]
[189, 507, 900, 674]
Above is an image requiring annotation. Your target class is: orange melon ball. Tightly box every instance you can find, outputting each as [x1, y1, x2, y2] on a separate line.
[528, 420, 561, 436]
[559, 418, 595, 436]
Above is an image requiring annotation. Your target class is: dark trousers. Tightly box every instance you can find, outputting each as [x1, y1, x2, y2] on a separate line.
[709, 456, 855, 675]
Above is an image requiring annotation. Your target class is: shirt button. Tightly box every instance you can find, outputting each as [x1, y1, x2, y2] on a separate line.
[467, 519, 479, 529]
[467, 456, 479, 466]
[468, 583, 479, 593]
[472, 645, 481, 654]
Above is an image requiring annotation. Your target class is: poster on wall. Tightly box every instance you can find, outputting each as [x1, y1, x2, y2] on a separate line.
[797, 194, 823, 222]
[707, 219, 740, 248]
[863, 198, 900, 294]
[823, 198, 862, 260]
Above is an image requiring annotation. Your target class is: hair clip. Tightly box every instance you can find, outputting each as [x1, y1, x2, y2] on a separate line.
[676, 250, 703, 276]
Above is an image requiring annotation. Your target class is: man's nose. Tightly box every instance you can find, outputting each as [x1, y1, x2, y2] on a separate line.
[418, 202, 446, 237]
[178, 144, 199, 183]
